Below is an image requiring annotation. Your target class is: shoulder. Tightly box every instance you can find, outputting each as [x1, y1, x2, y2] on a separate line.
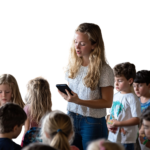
[0, 139, 21, 150]
[99, 63, 114, 87]
[100, 62, 114, 78]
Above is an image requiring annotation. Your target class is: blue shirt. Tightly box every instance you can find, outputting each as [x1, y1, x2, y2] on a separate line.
[0, 138, 21, 150]
[140, 98, 150, 112]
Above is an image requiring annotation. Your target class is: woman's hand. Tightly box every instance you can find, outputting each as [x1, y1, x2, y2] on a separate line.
[58, 89, 80, 104]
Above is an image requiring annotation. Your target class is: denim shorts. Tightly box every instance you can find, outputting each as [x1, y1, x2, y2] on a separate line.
[68, 111, 108, 150]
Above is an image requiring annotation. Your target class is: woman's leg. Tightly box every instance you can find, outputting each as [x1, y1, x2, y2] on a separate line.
[68, 112, 83, 150]
[80, 116, 108, 150]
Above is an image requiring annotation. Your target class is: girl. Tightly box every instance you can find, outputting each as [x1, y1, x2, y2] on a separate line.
[41, 110, 79, 150]
[87, 139, 124, 150]
[58, 23, 114, 150]
[22, 77, 52, 145]
[0, 74, 24, 108]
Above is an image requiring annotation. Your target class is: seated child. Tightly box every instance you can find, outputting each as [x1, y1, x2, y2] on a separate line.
[87, 139, 124, 150]
[22, 143, 58, 150]
[133, 70, 150, 150]
[137, 106, 150, 150]
[107, 62, 141, 150]
[41, 110, 79, 150]
[22, 77, 52, 147]
[0, 102, 27, 150]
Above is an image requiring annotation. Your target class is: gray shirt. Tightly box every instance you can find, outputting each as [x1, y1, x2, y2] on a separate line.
[65, 63, 114, 118]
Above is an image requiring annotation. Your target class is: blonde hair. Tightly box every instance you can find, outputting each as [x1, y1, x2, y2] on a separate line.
[0, 74, 25, 108]
[41, 110, 73, 150]
[25, 77, 52, 123]
[87, 139, 124, 150]
[68, 23, 107, 90]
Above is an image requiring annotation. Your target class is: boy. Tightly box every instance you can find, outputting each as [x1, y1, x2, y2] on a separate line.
[0, 102, 27, 150]
[133, 70, 150, 150]
[139, 106, 150, 149]
[107, 62, 141, 150]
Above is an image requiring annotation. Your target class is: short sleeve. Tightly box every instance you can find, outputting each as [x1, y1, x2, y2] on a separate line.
[99, 63, 114, 87]
[129, 95, 141, 118]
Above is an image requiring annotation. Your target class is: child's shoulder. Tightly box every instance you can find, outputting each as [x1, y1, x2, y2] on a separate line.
[0, 138, 21, 150]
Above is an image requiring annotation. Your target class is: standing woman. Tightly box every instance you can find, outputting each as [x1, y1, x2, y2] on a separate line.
[58, 23, 114, 150]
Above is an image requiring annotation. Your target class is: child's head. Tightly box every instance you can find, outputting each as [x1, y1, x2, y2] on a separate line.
[113, 62, 136, 92]
[41, 110, 73, 150]
[141, 106, 150, 140]
[0, 74, 25, 108]
[87, 139, 124, 150]
[133, 70, 150, 97]
[0, 102, 27, 138]
[22, 143, 58, 150]
[25, 77, 52, 123]
[69, 23, 106, 90]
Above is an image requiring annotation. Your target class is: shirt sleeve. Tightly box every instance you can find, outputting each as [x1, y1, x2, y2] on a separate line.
[129, 94, 141, 118]
[99, 63, 114, 87]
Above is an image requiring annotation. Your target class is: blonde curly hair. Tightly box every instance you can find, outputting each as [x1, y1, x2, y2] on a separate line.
[25, 77, 52, 123]
[68, 23, 107, 90]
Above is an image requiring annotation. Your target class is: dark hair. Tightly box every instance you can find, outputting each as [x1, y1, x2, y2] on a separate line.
[22, 143, 58, 150]
[141, 106, 150, 124]
[134, 70, 150, 85]
[113, 62, 136, 84]
[0, 102, 27, 133]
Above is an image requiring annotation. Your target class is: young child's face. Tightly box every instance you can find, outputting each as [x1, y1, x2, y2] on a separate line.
[133, 83, 150, 97]
[143, 119, 150, 140]
[115, 76, 132, 93]
[0, 84, 12, 105]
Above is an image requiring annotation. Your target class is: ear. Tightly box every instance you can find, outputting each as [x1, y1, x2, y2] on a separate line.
[13, 125, 18, 132]
[148, 83, 150, 89]
[91, 43, 96, 50]
[128, 78, 133, 85]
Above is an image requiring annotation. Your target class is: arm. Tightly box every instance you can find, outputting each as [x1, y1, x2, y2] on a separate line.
[24, 118, 30, 134]
[111, 117, 140, 127]
[77, 86, 113, 108]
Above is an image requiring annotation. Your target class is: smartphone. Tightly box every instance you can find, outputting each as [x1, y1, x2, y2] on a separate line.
[56, 84, 73, 95]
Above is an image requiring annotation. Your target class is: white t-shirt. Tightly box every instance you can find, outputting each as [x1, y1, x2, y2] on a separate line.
[65, 63, 114, 118]
[108, 92, 141, 143]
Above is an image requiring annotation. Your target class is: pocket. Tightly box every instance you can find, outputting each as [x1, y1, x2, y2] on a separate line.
[85, 116, 102, 125]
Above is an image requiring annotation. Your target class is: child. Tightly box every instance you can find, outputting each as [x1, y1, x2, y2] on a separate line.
[0, 74, 25, 108]
[139, 106, 150, 149]
[41, 110, 79, 150]
[87, 139, 124, 150]
[22, 77, 52, 146]
[0, 102, 27, 150]
[22, 143, 58, 150]
[107, 62, 141, 150]
[133, 70, 150, 150]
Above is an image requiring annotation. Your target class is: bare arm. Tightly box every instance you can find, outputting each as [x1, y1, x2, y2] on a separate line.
[77, 86, 113, 108]
[24, 118, 30, 134]
[111, 117, 140, 127]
